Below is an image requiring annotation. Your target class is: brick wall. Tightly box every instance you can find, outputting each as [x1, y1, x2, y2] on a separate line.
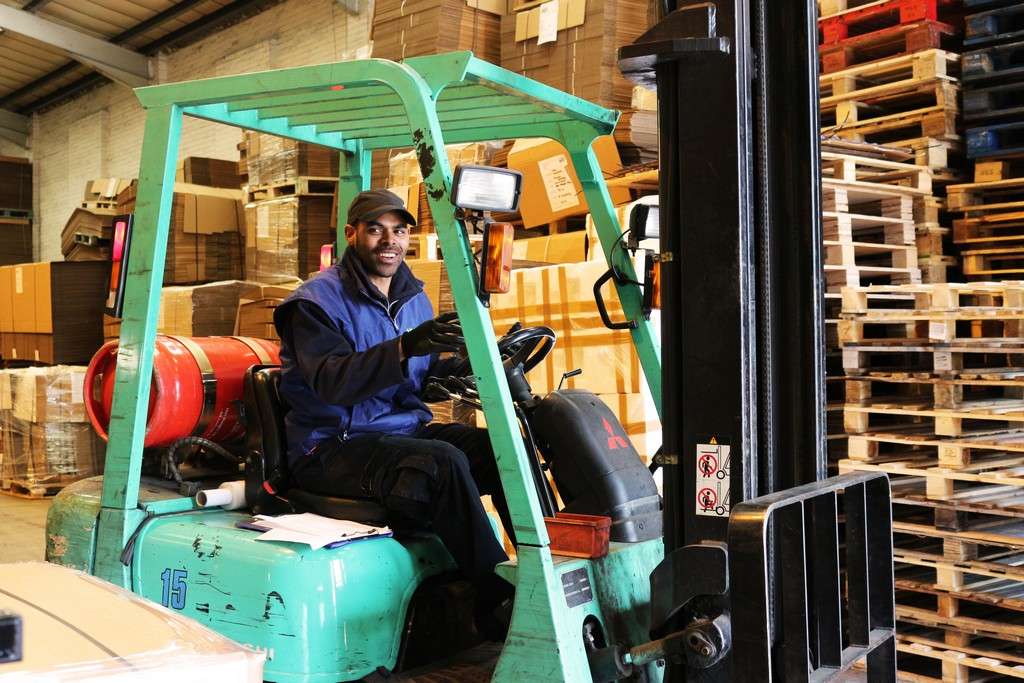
[30, 0, 373, 261]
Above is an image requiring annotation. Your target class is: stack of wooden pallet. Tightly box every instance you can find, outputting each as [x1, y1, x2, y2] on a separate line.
[949, 1, 1024, 280]
[837, 281, 1024, 680]
[818, 1, 963, 176]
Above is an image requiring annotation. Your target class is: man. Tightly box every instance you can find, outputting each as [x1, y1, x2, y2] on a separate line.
[273, 189, 515, 637]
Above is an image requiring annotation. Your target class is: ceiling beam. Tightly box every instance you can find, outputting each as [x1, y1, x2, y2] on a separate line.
[0, 3, 150, 88]
[21, 0, 55, 12]
[0, 0, 206, 110]
[0, 107, 29, 147]
[12, 0, 279, 114]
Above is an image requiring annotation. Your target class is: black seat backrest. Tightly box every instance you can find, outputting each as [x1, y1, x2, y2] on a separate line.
[243, 365, 290, 512]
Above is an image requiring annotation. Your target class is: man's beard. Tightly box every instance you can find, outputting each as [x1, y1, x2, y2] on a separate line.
[359, 243, 404, 277]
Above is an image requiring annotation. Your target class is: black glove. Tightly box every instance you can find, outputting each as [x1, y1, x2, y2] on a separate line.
[401, 312, 463, 358]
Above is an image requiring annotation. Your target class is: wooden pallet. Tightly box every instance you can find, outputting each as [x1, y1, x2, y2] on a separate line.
[949, 177, 1024, 214]
[965, 81, 1024, 126]
[821, 149, 936, 192]
[842, 339, 1024, 378]
[961, 246, 1024, 279]
[897, 630, 1024, 681]
[966, 2, 1024, 48]
[968, 121, 1024, 160]
[954, 213, 1024, 245]
[819, 0, 959, 45]
[825, 210, 917, 244]
[244, 176, 337, 203]
[0, 479, 62, 499]
[919, 254, 956, 284]
[821, 20, 959, 75]
[822, 76, 959, 128]
[819, 48, 958, 100]
[963, 39, 1024, 85]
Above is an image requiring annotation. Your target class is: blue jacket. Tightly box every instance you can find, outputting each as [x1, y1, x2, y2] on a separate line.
[274, 249, 436, 466]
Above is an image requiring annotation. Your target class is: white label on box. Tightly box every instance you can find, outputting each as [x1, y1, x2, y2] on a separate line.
[537, 154, 580, 213]
[10, 347, 16, 359]
[70, 371, 85, 403]
[14, 267, 22, 294]
[538, 0, 558, 44]
[33, 349, 39, 362]
[695, 440, 731, 517]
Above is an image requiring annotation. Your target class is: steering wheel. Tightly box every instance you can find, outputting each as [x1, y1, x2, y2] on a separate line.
[445, 324, 556, 379]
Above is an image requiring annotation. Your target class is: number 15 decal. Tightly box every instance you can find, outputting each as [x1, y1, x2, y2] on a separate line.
[160, 568, 188, 610]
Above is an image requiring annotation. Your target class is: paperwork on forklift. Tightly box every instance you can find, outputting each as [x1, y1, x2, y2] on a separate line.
[247, 513, 393, 550]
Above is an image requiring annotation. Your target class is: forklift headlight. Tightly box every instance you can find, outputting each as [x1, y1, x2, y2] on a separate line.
[627, 202, 659, 250]
[452, 165, 523, 213]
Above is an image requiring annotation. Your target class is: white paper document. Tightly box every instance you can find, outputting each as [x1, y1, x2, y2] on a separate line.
[252, 513, 392, 550]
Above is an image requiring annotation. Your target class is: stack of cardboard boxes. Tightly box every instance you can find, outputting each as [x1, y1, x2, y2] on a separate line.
[234, 282, 301, 341]
[243, 132, 339, 282]
[0, 261, 107, 365]
[61, 179, 132, 262]
[116, 181, 246, 285]
[0, 366, 104, 497]
[371, 0, 503, 63]
[0, 156, 32, 267]
[500, 0, 653, 112]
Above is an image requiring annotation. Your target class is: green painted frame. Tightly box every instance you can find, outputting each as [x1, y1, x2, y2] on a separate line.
[96, 52, 662, 681]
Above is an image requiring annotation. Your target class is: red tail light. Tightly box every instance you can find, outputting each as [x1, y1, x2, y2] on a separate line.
[105, 214, 133, 318]
[319, 244, 335, 271]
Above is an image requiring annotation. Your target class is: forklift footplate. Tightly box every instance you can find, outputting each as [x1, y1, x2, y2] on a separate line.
[391, 642, 501, 682]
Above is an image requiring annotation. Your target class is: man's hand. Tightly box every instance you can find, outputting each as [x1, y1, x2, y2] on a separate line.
[401, 312, 464, 358]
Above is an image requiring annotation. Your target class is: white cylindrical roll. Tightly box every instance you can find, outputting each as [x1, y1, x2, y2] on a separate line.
[195, 480, 246, 510]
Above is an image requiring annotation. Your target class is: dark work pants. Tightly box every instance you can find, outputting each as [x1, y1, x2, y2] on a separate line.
[290, 423, 514, 582]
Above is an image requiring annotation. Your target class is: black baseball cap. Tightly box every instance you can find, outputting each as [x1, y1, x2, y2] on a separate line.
[347, 189, 417, 227]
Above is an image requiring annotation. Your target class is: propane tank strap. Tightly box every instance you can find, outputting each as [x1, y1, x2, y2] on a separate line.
[166, 335, 218, 437]
[231, 336, 274, 366]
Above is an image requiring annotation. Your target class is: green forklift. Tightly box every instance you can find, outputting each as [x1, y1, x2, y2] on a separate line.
[45, 2, 899, 681]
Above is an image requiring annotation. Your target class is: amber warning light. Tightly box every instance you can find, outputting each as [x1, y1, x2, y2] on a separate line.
[105, 214, 133, 318]
[481, 222, 514, 295]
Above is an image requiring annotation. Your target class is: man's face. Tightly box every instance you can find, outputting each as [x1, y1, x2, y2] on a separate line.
[345, 211, 411, 278]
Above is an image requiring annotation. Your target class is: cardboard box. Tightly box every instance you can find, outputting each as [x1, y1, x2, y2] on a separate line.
[512, 231, 587, 264]
[0, 267, 13, 333]
[176, 157, 242, 188]
[83, 178, 132, 202]
[0, 262, 107, 364]
[487, 259, 658, 395]
[245, 196, 333, 283]
[372, 0, 501, 63]
[234, 282, 301, 340]
[507, 136, 630, 228]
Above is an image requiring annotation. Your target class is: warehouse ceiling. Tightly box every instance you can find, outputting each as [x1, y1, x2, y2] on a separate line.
[0, 0, 284, 144]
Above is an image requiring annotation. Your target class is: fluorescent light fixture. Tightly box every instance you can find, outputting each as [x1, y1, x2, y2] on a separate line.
[452, 165, 523, 213]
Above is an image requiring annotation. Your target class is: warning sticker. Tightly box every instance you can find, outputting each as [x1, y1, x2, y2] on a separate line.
[537, 154, 580, 213]
[696, 440, 731, 517]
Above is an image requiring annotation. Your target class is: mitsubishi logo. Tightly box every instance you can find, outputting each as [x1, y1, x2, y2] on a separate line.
[602, 417, 628, 450]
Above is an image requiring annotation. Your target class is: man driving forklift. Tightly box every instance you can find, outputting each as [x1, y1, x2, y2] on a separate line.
[273, 188, 516, 639]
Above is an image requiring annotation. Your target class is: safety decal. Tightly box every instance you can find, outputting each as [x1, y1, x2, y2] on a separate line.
[561, 567, 593, 608]
[695, 438, 731, 518]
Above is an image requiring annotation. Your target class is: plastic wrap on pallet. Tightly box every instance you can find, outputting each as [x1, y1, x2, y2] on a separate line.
[0, 561, 265, 680]
[0, 366, 104, 496]
[244, 132, 339, 187]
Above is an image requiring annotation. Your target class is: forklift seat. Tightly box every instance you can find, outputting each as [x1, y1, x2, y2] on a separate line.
[242, 365, 389, 526]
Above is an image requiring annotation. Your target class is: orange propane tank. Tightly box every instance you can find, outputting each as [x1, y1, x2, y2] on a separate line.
[85, 335, 280, 448]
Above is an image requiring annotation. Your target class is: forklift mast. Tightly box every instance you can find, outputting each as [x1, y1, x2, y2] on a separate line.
[620, 1, 897, 680]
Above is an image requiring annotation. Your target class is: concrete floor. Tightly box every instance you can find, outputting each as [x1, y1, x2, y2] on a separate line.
[0, 494, 51, 562]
